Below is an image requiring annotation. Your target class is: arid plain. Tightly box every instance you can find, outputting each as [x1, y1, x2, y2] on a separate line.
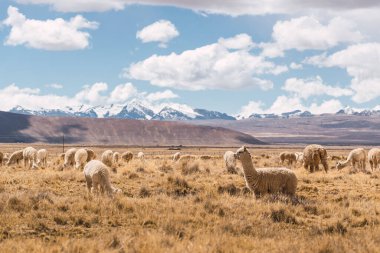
[0, 144, 379, 252]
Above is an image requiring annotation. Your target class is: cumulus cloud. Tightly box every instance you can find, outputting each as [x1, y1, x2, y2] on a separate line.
[2, 6, 98, 50]
[136, 20, 179, 48]
[0, 82, 178, 111]
[237, 96, 344, 118]
[123, 34, 287, 91]
[15, 0, 380, 16]
[146, 90, 178, 101]
[305, 43, 380, 103]
[283, 76, 353, 99]
[289, 62, 302, 70]
[261, 16, 362, 57]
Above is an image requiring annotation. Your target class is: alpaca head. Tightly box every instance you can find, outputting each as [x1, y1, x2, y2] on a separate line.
[235, 146, 251, 160]
[335, 161, 345, 170]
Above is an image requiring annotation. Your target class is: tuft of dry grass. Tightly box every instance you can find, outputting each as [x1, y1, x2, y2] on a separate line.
[0, 145, 379, 252]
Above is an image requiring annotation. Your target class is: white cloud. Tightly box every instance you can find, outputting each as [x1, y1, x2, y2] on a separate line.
[289, 62, 302, 70]
[237, 96, 345, 118]
[218, 33, 254, 50]
[124, 34, 287, 91]
[305, 43, 380, 103]
[15, 0, 380, 16]
[109, 83, 138, 104]
[46, 83, 63, 89]
[261, 16, 362, 57]
[146, 90, 178, 101]
[136, 20, 179, 48]
[2, 6, 98, 50]
[283, 76, 353, 99]
[0, 82, 180, 112]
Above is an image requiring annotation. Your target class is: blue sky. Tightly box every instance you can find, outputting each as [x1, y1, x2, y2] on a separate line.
[0, 0, 379, 117]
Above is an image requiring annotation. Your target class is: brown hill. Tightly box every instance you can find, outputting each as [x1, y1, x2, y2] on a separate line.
[0, 111, 263, 146]
[191, 115, 380, 145]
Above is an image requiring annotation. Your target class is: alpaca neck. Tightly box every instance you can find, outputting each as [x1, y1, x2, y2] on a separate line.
[239, 153, 258, 183]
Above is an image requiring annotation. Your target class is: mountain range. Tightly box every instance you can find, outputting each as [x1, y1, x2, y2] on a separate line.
[8, 102, 380, 121]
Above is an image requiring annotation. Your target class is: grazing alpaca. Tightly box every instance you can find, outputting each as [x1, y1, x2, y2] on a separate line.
[336, 148, 366, 172]
[279, 152, 297, 166]
[83, 160, 121, 197]
[303, 144, 329, 173]
[223, 151, 237, 174]
[235, 146, 297, 197]
[36, 149, 48, 168]
[6, 150, 23, 166]
[121, 151, 133, 163]
[101, 150, 113, 167]
[172, 152, 181, 162]
[368, 148, 380, 171]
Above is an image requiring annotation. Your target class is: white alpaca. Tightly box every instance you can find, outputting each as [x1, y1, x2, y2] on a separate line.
[83, 160, 121, 197]
[64, 148, 77, 169]
[295, 152, 304, 163]
[112, 152, 121, 165]
[336, 148, 366, 172]
[235, 146, 297, 197]
[173, 152, 181, 162]
[36, 149, 48, 168]
[6, 150, 23, 166]
[224, 151, 237, 174]
[23, 147, 38, 169]
[101, 150, 113, 167]
[368, 148, 380, 171]
[137, 152, 145, 161]
[121, 151, 133, 163]
[177, 154, 196, 163]
[75, 149, 88, 170]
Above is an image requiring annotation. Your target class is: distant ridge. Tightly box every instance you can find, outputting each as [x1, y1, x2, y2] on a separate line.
[0, 111, 263, 146]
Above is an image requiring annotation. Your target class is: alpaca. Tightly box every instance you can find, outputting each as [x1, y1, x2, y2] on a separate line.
[279, 152, 297, 166]
[64, 148, 77, 169]
[303, 144, 329, 173]
[83, 160, 121, 197]
[6, 150, 24, 166]
[85, 148, 96, 162]
[101, 150, 113, 167]
[336, 148, 366, 172]
[235, 146, 297, 197]
[36, 149, 48, 168]
[23, 147, 38, 169]
[113, 152, 121, 165]
[368, 148, 380, 171]
[177, 154, 196, 163]
[173, 152, 181, 162]
[75, 148, 88, 170]
[0, 152, 3, 166]
[295, 152, 304, 163]
[137, 152, 145, 161]
[224, 151, 237, 174]
[121, 151, 133, 163]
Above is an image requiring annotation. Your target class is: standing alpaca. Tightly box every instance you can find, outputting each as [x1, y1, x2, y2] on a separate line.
[235, 146, 297, 197]
[23, 147, 38, 169]
[36, 149, 48, 168]
[137, 152, 145, 161]
[279, 152, 297, 166]
[173, 152, 181, 162]
[83, 160, 121, 197]
[101, 150, 113, 167]
[368, 148, 380, 171]
[75, 148, 88, 170]
[113, 152, 121, 165]
[6, 150, 24, 166]
[64, 148, 77, 169]
[224, 151, 237, 174]
[121, 151, 133, 163]
[336, 148, 366, 172]
[303, 144, 329, 173]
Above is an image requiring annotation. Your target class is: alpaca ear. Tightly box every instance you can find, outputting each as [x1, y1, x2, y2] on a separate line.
[242, 146, 247, 151]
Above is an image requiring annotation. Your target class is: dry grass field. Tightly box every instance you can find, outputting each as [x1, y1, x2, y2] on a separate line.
[0, 144, 379, 252]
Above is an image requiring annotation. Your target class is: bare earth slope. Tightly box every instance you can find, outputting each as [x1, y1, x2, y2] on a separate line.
[191, 115, 380, 145]
[0, 111, 263, 146]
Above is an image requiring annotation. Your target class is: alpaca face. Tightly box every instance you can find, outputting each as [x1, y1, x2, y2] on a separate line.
[235, 146, 251, 160]
[336, 161, 344, 170]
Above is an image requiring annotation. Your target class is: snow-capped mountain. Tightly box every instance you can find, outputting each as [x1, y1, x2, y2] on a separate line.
[9, 100, 236, 121]
[336, 106, 380, 116]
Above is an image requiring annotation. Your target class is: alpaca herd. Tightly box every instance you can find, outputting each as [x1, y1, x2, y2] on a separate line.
[1, 144, 380, 198]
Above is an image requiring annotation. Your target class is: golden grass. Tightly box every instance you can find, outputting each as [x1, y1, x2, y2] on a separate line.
[0, 145, 379, 252]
